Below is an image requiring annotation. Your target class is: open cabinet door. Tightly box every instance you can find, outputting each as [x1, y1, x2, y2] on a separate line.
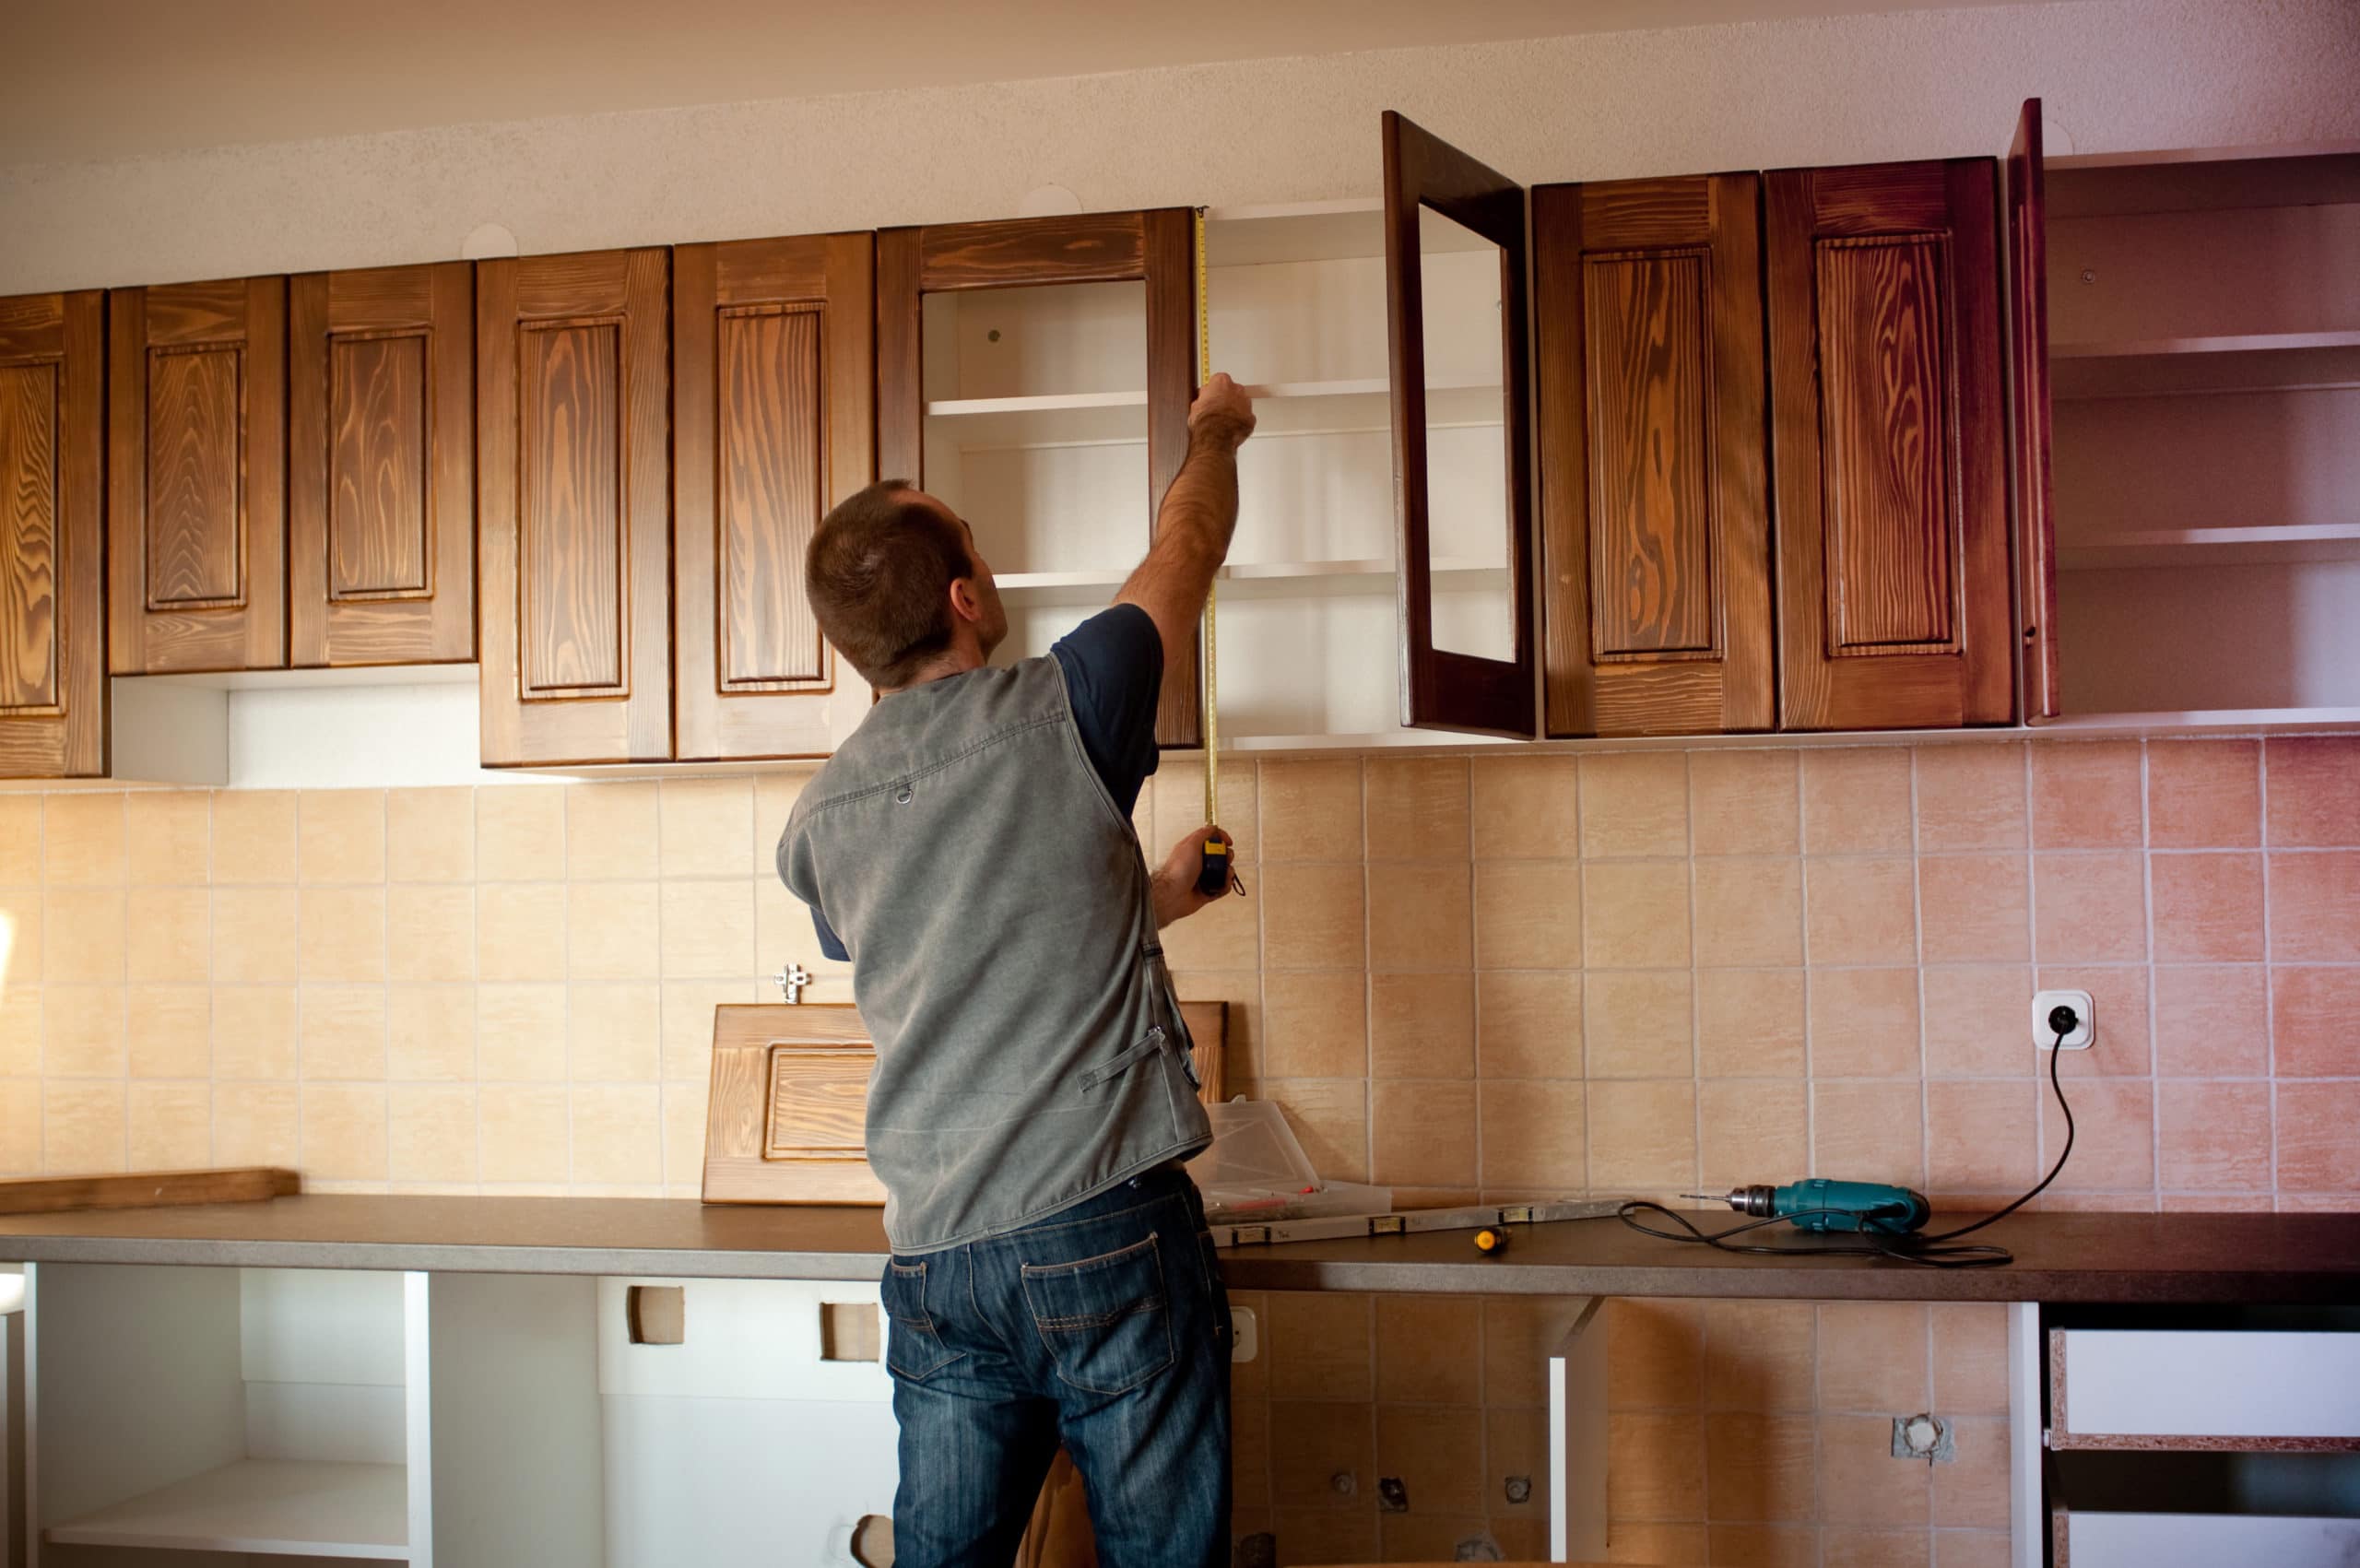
[2010, 98, 2062, 723]
[1383, 111, 1537, 737]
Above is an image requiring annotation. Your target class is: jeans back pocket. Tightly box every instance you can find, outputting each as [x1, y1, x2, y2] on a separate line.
[1020, 1232, 1174, 1396]
[882, 1259, 962, 1381]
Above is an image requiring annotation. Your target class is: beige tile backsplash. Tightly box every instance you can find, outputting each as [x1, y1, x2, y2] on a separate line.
[3, 737, 2354, 1564]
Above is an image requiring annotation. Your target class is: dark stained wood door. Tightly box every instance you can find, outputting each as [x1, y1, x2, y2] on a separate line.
[876, 209, 1200, 748]
[1535, 173, 1773, 737]
[478, 248, 673, 766]
[2010, 100, 2061, 724]
[1382, 111, 1537, 738]
[289, 263, 474, 667]
[674, 232, 874, 760]
[0, 291, 107, 778]
[1765, 159, 2013, 730]
[108, 276, 288, 674]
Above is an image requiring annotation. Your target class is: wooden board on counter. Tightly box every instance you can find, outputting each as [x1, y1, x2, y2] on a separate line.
[702, 1001, 1228, 1205]
[0, 1166, 298, 1215]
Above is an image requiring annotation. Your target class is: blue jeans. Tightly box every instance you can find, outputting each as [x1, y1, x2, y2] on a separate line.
[881, 1165, 1233, 1568]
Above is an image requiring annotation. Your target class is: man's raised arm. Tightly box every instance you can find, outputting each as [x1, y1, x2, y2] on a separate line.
[1115, 372, 1256, 664]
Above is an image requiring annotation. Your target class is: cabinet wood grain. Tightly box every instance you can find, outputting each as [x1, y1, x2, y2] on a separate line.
[108, 276, 288, 673]
[1536, 173, 1773, 737]
[2010, 99, 2061, 724]
[673, 231, 874, 760]
[1383, 110, 1537, 738]
[1765, 159, 2012, 729]
[289, 262, 474, 667]
[876, 210, 1201, 749]
[478, 248, 672, 765]
[0, 289, 106, 777]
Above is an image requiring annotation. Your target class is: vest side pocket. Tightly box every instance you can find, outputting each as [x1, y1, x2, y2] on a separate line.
[1078, 1026, 1168, 1092]
[882, 1259, 963, 1381]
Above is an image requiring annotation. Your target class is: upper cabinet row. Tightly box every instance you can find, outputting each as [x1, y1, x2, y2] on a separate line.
[7, 102, 2348, 778]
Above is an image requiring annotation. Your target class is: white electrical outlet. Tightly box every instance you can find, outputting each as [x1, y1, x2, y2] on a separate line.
[2034, 988, 2094, 1050]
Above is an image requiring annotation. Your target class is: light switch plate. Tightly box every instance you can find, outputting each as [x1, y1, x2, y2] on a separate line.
[2033, 989, 2094, 1050]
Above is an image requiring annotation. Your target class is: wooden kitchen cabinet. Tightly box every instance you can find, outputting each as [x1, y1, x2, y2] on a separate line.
[477, 247, 673, 766]
[288, 262, 475, 668]
[1532, 172, 1775, 737]
[876, 208, 1202, 748]
[108, 275, 289, 675]
[0, 289, 108, 778]
[673, 231, 876, 760]
[1764, 158, 2013, 730]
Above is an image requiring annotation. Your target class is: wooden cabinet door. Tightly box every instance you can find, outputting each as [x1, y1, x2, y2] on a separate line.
[673, 233, 874, 760]
[1765, 159, 2012, 729]
[2010, 100, 2062, 724]
[477, 249, 672, 766]
[876, 209, 1200, 748]
[108, 277, 287, 674]
[1535, 173, 1774, 737]
[0, 291, 107, 778]
[288, 263, 474, 667]
[1382, 111, 1537, 737]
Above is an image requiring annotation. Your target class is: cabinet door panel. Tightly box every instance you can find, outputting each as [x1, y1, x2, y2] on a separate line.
[0, 290, 106, 777]
[1537, 173, 1773, 736]
[877, 210, 1200, 749]
[109, 277, 287, 673]
[289, 262, 474, 666]
[2010, 99, 2061, 722]
[1383, 110, 1536, 737]
[1766, 159, 2012, 730]
[674, 231, 875, 760]
[478, 249, 672, 765]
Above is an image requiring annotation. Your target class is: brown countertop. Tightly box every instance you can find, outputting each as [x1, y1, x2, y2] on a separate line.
[1, 1197, 2354, 1303]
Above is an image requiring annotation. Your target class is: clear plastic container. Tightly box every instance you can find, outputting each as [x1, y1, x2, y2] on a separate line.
[1187, 1100, 1394, 1222]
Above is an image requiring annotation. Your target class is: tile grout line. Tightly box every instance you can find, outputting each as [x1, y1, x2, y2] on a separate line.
[2259, 740, 2280, 1207]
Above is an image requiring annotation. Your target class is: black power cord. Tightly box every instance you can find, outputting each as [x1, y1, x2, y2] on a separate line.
[1615, 1008, 2082, 1270]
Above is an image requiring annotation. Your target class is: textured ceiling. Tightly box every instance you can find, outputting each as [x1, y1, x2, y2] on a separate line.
[4, 0, 2091, 165]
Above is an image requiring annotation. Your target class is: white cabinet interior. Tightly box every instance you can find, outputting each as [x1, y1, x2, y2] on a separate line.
[926, 199, 1521, 749]
[30, 1263, 428, 1563]
[2046, 150, 2360, 725]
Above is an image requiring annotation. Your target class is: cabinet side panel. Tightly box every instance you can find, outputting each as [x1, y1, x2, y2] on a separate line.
[327, 332, 431, 598]
[1813, 234, 1958, 652]
[0, 360, 61, 711]
[1582, 248, 1715, 656]
[144, 345, 246, 609]
[516, 320, 626, 695]
[717, 307, 827, 689]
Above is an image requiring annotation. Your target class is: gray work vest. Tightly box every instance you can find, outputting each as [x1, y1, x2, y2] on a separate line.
[776, 654, 1210, 1254]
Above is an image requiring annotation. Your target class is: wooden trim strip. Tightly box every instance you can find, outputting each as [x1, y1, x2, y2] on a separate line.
[0, 1167, 299, 1215]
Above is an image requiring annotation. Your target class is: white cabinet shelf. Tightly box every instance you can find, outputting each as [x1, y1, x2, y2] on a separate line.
[2052, 327, 2360, 359]
[2057, 522, 2360, 568]
[997, 556, 1505, 606]
[925, 377, 1502, 448]
[44, 1457, 408, 1559]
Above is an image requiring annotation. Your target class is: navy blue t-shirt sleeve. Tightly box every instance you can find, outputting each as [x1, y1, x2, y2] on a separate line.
[1050, 603, 1164, 818]
[809, 905, 849, 962]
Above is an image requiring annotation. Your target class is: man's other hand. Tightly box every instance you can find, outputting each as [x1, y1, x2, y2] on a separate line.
[1150, 822, 1233, 928]
[1187, 371, 1256, 448]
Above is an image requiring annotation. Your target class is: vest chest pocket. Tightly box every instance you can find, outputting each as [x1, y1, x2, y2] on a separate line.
[1020, 1233, 1174, 1396]
[882, 1259, 963, 1381]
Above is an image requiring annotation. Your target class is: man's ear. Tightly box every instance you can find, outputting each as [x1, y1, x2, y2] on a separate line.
[946, 576, 983, 626]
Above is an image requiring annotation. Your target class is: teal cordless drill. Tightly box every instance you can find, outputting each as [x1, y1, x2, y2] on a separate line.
[1684, 1179, 1932, 1235]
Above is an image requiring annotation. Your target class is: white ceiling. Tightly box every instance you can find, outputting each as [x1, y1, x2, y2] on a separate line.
[5, 0, 2083, 166]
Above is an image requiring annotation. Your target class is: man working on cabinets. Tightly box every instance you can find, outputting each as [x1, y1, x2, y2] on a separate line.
[777, 372, 1258, 1568]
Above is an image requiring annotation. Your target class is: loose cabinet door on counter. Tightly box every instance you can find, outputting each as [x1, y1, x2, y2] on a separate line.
[0, 290, 107, 778]
[108, 276, 288, 675]
[674, 232, 875, 760]
[1764, 159, 2013, 730]
[289, 262, 475, 668]
[478, 248, 673, 766]
[1533, 172, 1775, 737]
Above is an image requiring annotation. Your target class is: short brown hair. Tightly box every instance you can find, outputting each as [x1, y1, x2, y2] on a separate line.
[805, 479, 973, 688]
